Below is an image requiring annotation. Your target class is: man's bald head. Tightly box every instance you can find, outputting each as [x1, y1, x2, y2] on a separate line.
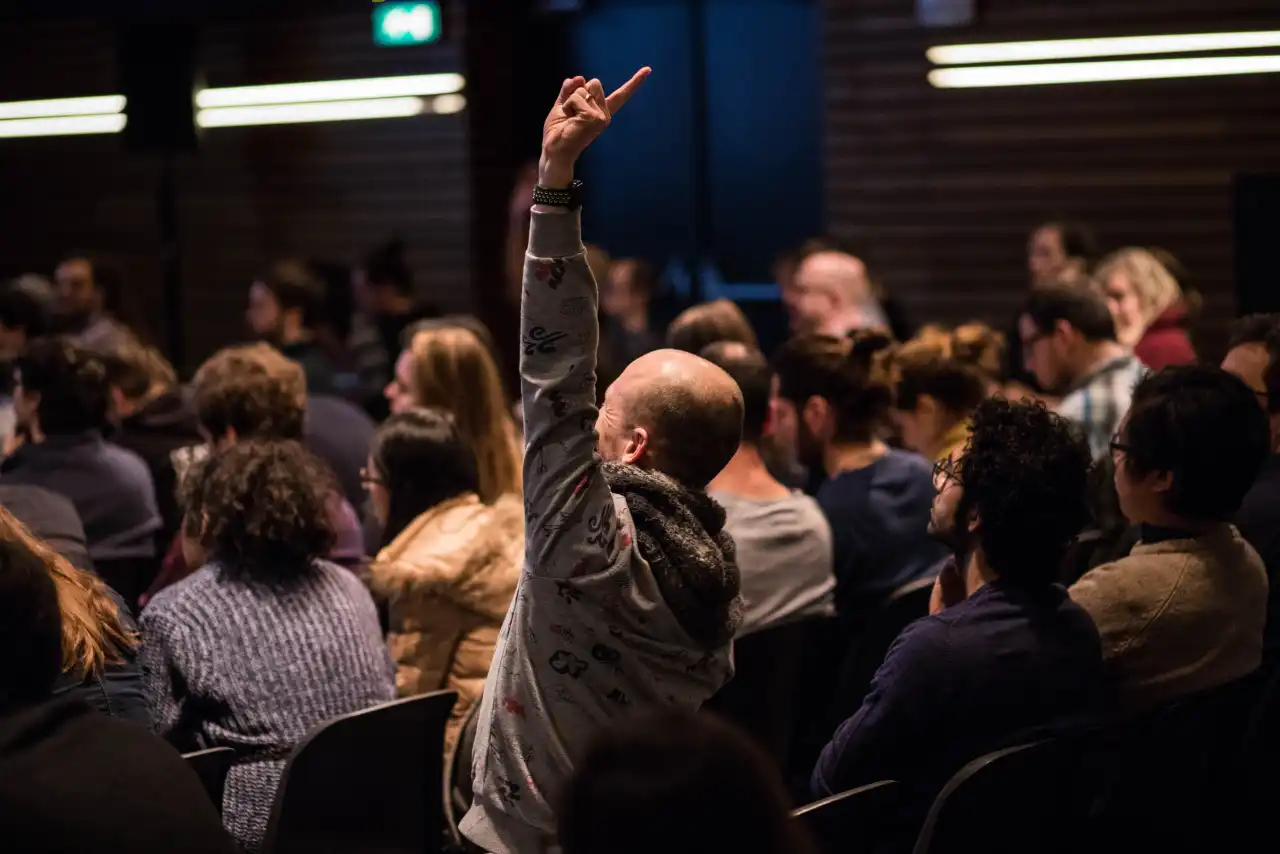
[598, 349, 744, 488]
[790, 250, 875, 334]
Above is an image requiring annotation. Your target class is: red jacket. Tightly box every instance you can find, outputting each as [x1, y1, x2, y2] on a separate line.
[1135, 303, 1196, 370]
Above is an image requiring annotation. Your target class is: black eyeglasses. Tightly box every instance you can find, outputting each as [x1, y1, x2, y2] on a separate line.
[932, 457, 961, 485]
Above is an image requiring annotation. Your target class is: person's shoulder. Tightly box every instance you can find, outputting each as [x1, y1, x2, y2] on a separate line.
[882, 449, 933, 478]
[100, 441, 155, 479]
[142, 564, 219, 621]
[0, 483, 82, 531]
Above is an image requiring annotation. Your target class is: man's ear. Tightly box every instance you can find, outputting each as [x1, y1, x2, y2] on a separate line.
[917, 394, 940, 421]
[621, 425, 650, 466]
[802, 395, 830, 439]
[1149, 469, 1175, 495]
[967, 507, 982, 534]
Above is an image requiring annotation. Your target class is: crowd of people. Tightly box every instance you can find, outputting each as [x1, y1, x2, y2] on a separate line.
[0, 66, 1276, 854]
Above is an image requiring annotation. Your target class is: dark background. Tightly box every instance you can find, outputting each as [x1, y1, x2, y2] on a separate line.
[0, 0, 1278, 371]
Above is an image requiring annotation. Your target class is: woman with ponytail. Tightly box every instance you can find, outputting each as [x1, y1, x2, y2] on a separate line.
[772, 331, 948, 617]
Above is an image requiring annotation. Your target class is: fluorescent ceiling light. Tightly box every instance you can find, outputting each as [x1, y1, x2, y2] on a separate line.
[195, 73, 464, 108]
[929, 54, 1280, 88]
[196, 97, 427, 128]
[0, 95, 125, 121]
[432, 93, 467, 115]
[0, 113, 126, 139]
[929, 30, 1280, 65]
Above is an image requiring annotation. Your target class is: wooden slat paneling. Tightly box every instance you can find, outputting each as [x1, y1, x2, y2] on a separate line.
[821, 0, 1280, 356]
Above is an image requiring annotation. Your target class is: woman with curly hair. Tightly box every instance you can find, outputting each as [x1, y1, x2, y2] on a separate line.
[881, 323, 1004, 462]
[140, 440, 394, 852]
[0, 502, 147, 724]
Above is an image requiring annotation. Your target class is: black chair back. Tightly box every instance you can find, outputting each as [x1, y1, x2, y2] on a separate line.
[260, 690, 458, 854]
[794, 780, 900, 854]
[182, 746, 236, 815]
[705, 618, 822, 772]
[913, 735, 1097, 854]
[446, 699, 481, 844]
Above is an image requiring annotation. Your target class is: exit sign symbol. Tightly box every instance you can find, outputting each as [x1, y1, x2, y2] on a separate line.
[373, 2, 442, 47]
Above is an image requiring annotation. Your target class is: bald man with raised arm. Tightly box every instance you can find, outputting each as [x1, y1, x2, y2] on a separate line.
[461, 69, 746, 854]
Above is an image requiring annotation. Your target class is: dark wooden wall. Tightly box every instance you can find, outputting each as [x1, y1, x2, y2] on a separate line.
[0, 5, 468, 372]
[821, 0, 1280, 355]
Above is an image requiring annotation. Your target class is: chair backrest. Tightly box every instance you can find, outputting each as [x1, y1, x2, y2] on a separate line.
[445, 699, 482, 844]
[793, 780, 900, 854]
[260, 689, 458, 854]
[182, 747, 236, 815]
[913, 735, 1097, 854]
[705, 618, 822, 770]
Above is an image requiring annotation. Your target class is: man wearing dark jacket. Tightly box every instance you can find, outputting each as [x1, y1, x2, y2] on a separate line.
[0, 530, 238, 854]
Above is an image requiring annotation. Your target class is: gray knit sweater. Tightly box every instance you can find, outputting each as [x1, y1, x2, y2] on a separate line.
[139, 560, 395, 851]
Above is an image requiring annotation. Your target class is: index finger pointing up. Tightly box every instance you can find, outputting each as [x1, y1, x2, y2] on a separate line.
[605, 67, 652, 114]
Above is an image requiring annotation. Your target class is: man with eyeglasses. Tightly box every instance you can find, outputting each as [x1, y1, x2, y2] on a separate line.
[813, 398, 1102, 821]
[1222, 314, 1280, 660]
[1070, 365, 1269, 712]
[1019, 284, 1147, 459]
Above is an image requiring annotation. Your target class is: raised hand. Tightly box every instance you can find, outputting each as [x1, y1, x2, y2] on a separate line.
[538, 68, 651, 189]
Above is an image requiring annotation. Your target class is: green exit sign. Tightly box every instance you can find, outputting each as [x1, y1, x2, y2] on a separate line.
[373, 2, 442, 47]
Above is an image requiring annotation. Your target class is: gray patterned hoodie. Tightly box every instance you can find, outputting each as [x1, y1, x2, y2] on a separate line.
[460, 210, 737, 853]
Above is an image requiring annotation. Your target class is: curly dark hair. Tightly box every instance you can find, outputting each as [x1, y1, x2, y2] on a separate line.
[181, 440, 335, 584]
[957, 398, 1092, 583]
[192, 343, 306, 441]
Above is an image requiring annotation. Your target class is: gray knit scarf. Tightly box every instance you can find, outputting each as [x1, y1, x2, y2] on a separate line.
[602, 462, 743, 650]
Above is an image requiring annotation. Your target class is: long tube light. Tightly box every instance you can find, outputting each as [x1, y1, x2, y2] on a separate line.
[929, 54, 1280, 88]
[928, 30, 1280, 66]
[195, 73, 465, 108]
[196, 97, 428, 128]
[0, 95, 125, 121]
[0, 114, 126, 139]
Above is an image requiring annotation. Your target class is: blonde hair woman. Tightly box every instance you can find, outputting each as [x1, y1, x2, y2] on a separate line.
[384, 322, 522, 503]
[1093, 247, 1196, 369]
[0, 503, 145, 723]
[879, 323, 1005, 462]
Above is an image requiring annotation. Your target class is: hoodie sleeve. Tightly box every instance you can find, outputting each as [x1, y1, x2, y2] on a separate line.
[519, 210, 621, 581]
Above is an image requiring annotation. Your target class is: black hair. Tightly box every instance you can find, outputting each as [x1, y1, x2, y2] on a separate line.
[259, 259, 327, 327]
[0, 535, 63, 712]
[558, 710, 816, 854]
[772, 330, 894, 444]
[1022, 284, 1117, 343]
[15, 336, 110, 435]
[1227, 313, 1280, 352]
[362, 238, 413, 295]
[1119, 365, 1270, 520]
[0, 285, 51, 337]
[957, 398, 1092, 583]
[371, 408, 481, 546]
[58, 253, 125, 314]
[182, 440, 337, 585]
[1036, 219, 1097, 264]
[699, 341, 771, 444]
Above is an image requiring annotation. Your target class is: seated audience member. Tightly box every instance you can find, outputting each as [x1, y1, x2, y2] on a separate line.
[0, 505, 149, 726]
[0, 280, 52, 448]
[141, 440, 394, 851]
[882, 323, 1004, 462]
[789, 249, 887, 337]
[600, 257, 662, 372]
[462, 70, 745, 854]
[246, 259, 339, 395]
[349, 238, 439, 419]
[0, 483, 92, 571]
[385, 323, 522, 504]
[701, 341, 834, 636]
[559, 711, 816, 854]
[1094, 247, 1196, 370]
[1222, 314, 1280, 658]
[0, 530, 239, 854]
[3, 337, 161, 605]
[772, 331, 947, 616]
[52, 254, 135, 354]
[101, 338, 202, 552]
[365, 408, 522, 752]
[1020, 285, 1148, 458]
[813, 399, 1102, 806]
[666, 299, 759, 355]
[1027, 218, 1096, 288]
[141, 343, 365, 605]
[1070, 366, 1270, 712]
[304, 390, 377, 512]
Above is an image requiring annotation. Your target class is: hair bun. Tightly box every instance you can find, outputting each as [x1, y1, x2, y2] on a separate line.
[846, 329, 895, 369]
[949, 323, 1005, 378]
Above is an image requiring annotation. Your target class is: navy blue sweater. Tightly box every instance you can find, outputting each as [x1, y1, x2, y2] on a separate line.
[813, 581, 1103, 800]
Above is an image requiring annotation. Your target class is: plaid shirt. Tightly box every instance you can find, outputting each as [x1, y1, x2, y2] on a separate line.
[1056, 354, 1149, 459]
